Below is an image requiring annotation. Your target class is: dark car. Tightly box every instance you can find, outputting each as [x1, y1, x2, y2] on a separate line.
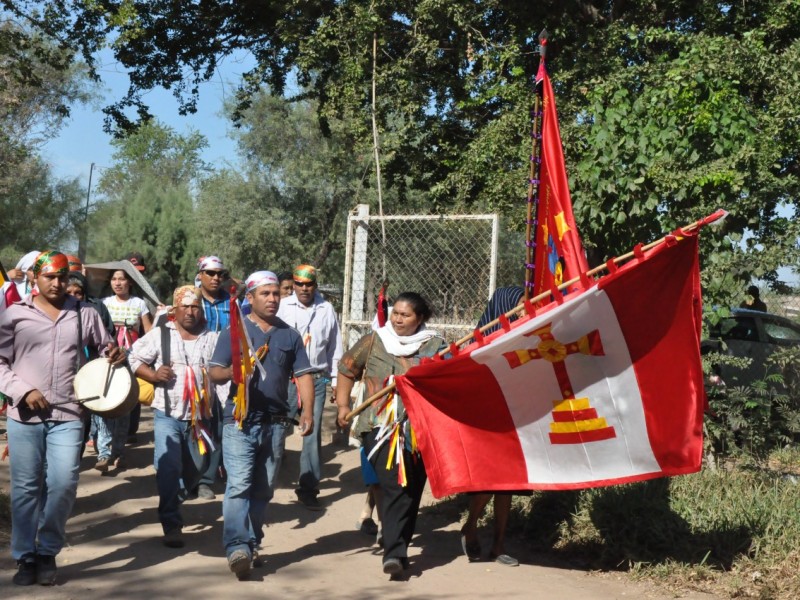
[702, 308, 800, 387]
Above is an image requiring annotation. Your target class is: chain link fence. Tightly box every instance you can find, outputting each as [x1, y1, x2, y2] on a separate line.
[762, 287, 800, 321]
[342, 206, 499, 346]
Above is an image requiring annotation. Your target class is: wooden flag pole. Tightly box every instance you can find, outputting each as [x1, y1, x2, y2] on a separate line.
[524, 29, 548, 302]
[345, 209, 727, 422]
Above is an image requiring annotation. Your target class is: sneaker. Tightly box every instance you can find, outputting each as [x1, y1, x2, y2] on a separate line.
[162, 528, 184, 548]
[228, 549, 251, 580]
[197, 484, 216, 500]
[12, 560, 36, 586]
[36, 555, 57, 586]
[296, 494, 323, 511]
[382, 557, 403, 576]
[95, 457, 110, 473]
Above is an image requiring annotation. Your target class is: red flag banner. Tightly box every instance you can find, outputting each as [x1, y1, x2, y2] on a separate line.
[533, 55, 590, 298]
[396, 233, 705, 497]
[0, 259, 21, 312]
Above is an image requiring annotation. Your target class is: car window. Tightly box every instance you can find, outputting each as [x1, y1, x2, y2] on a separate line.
[720, 316, 759, 342]
[762, 319, 800, 344]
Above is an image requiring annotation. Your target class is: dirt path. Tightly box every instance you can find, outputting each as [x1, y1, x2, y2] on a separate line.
[0, 408, 717, 599]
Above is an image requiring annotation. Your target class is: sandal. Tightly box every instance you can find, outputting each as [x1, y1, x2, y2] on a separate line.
[460, 528, 482, 562]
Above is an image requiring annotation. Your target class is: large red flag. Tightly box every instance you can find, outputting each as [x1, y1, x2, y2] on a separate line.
[533, 49, 590, 298]
[396, 233, 705, 497]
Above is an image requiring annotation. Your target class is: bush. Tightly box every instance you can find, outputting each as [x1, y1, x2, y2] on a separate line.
[505, 466, 800, 599]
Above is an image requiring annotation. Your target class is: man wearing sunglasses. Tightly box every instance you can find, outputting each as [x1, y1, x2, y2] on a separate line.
[276, 264, 343, 510]
[193, 255, 231, 499]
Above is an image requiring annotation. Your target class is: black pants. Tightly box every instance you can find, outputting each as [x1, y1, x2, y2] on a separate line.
[363, 427, 427, 561]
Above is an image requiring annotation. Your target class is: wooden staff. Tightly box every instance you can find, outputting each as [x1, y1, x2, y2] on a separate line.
[524, 29, 548, 302]
[345, 209, 727, 422]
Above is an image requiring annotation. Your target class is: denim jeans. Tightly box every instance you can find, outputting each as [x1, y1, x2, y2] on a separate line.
[222, 422, 275, 559]
[287, 376, 328, 499]
[94, 413, 129, 460]
[199, 397, 223, 486]
[153, 409, 203, 534]
[7, 418, 84, 560]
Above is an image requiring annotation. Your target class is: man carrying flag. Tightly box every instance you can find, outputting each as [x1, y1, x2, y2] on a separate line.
[209, 270, 315, 580]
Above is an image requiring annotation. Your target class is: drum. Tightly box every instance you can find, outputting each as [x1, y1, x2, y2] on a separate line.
[73, 358, 140, 418]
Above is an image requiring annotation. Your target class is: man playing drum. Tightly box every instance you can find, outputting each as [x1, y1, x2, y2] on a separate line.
[128, 285, 220, 548]
[0, 251, 127, 586]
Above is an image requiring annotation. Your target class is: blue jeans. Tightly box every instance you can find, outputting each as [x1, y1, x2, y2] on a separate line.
[94, 413, 129, 460]
[153, 410, 203, 534]
[222, 422, 275, 559]
[7, 419, 84, 560]
[287, 377, 328, 498]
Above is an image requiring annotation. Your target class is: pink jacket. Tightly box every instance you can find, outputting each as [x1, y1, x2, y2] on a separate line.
[0, 295, 113, 423]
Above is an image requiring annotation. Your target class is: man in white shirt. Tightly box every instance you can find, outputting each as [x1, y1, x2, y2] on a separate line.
[276, 264, 343, 510]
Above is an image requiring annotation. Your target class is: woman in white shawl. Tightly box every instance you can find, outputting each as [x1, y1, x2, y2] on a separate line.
[336, 292, 444, 578]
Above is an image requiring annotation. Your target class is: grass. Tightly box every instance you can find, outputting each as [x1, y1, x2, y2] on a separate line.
[495, 458, 800, 600]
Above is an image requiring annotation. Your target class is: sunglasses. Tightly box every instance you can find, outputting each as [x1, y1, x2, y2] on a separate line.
[203, 270, 228, 278]
[293, 280, 315, 287]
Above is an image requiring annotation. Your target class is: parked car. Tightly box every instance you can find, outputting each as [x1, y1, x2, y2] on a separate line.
[702, 308, 800, 388]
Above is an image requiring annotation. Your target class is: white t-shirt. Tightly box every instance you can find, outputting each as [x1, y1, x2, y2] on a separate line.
[103, 296, 150, 328]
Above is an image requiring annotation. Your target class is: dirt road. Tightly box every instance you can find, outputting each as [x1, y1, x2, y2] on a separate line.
[0, 408, 716, 599]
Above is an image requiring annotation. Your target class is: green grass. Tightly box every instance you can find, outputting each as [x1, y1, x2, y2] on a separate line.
[498, 463, 800, 599]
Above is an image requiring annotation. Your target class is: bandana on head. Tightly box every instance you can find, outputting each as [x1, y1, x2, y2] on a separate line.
[66, 254, 82, 272]
[197, 255, 226, 272]
[32, 251, 69, 277]
[173, 285, 201, 307]
[293, 264, 317, 283]
[245, 271, 278, 294]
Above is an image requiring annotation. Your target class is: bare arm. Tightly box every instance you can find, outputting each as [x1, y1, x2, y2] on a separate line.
[295, 373, 315, 436]
[336, 374, 356, 428]
[209, 365, 232, 383]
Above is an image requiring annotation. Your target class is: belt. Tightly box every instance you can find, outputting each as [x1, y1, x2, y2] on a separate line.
[271, 415, 299, 427]
[308, 371, 329, 379]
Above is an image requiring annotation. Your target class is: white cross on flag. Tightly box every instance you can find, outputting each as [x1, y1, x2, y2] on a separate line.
[396, 233, 705, 497]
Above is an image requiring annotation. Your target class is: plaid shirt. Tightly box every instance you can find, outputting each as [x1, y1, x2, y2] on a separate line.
[199, 289, 230, 333]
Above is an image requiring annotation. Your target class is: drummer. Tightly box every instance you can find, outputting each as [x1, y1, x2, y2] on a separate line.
[128, 285, 221, 549]
[0, 250, 126, 587]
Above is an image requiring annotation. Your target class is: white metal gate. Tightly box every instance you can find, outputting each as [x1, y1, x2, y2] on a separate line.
[342, 204, 499, 346]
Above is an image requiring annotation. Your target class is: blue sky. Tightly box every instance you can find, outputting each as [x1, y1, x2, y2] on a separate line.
[42, 48, 255, 186]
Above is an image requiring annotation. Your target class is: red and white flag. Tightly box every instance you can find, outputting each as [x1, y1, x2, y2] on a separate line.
[396, 233, 705, 497]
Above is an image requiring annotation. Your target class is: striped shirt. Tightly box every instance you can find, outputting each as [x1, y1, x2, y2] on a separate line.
[477, 286, 525, 334]
[199, 289, 230, 333]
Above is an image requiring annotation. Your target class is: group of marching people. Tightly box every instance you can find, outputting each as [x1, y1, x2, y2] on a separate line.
[0, 249, 517, 587]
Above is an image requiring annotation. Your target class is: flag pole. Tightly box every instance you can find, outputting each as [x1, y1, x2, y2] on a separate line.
[524, 29, 548, 302]
[345, 209, 727, 422]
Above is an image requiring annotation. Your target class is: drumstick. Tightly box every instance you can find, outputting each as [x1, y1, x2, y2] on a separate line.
[49, 395, 101, 407]
[101, 361, 113, 398]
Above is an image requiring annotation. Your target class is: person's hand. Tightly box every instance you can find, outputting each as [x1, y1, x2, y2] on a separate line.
[106, 344, 128, 366]
[298, 411, 314, 437]
[7, 267, 23, 281]
[329, 386, 337, 404]
[337, 405, 351, 429]
[154, 365, 176, 383]
[23, 389, 48, 411]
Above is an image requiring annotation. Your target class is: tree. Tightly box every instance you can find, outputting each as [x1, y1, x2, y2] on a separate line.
[13, 1, 800, 299]
[87, 121, 209, 296]
[0, 17, 92, 266]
